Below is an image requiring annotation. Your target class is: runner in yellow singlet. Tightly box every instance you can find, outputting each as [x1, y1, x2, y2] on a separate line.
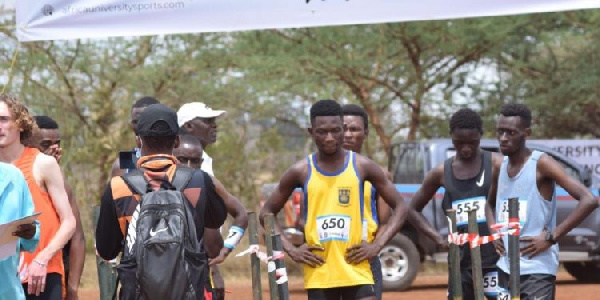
[260, 100, 408, 300]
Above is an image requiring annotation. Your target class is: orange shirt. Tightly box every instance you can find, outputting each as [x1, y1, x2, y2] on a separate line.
[15, 147, 64, 280]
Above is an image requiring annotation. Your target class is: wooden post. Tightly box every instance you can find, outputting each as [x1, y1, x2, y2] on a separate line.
[468, 209, 485, 300]
[248, 212, 263, 300]
[271, 233, 290, 300]
[447, 209, 463, 300]
[508, 197, 520, 300]
[264, 214, 280, 300]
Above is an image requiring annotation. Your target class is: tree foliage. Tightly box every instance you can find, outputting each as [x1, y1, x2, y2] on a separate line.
[1, 9, 599, 241]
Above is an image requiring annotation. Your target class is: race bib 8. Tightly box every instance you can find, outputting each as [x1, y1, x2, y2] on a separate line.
[497, 199, 528, 224]
[452, 196, 486, 226]
[483, 271, 499, 297]
[316, 215, 351, 243]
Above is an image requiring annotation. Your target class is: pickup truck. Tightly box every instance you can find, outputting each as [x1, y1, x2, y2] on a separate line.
[383, 139, 600, 290]
[259, 139, 600, 291]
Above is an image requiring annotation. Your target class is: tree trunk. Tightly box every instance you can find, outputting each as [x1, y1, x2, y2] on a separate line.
[406, 90, 423, 141]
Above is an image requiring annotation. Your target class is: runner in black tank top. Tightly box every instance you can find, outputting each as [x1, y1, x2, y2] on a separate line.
[442, 150, 499, 300]
[408, 108, 502, 300]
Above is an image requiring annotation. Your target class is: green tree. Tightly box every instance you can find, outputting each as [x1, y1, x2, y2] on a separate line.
[472, 10, 600, 138]
[235, 17, 541, 161]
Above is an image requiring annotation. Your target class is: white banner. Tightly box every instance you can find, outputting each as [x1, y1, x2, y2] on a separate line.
[15, 0, 600, 41]
[531, 140, 600, 177]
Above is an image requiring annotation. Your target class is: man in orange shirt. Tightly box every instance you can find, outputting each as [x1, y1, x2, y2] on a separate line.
[27, 115, 86, 300]
[0, 93, 75, 300]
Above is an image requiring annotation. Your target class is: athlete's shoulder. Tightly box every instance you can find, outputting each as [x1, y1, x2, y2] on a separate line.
[535, 151, 561, 174]
[33, 151, 57, 167]
[490, 151, 504, 167]
[432, 160, 445, 173]
[423, 161, 444, 186]
[33, 151, 63, 181]
[354, 152, 390, 183]
[291, 155, 309, 170]
[284, 157, 310, 181]
[353, 151, 377, 167]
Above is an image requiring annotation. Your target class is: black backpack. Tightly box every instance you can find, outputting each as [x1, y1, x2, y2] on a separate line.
[117, 167, 207, 300]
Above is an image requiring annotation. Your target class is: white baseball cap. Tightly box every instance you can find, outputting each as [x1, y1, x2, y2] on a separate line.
[177, 102, 226, 127]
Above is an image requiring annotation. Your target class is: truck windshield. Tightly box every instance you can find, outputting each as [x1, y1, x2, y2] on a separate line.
[390, 142, 425, 184]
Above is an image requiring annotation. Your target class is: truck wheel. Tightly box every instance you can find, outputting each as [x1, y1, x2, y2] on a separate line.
[564, 262, 600, 282]
[379, 233, 420, 291]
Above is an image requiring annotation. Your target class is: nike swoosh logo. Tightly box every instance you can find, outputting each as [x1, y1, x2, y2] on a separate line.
[476, 171, 485, 187]
[533, 296, 546, 300]
[149, 227, 168, 237]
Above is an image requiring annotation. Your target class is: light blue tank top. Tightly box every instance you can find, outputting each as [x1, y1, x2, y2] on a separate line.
[495, 151, 559, 276]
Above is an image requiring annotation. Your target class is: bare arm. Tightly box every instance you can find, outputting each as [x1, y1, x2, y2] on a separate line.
[486, 153, 504, 256]
[408, 163, 445, 246]
[212, 176, 248, 229]
[204, 228, 224, 258]
[363, 158, 408, 250]
[259, 161, 325, 267]
[27, 154, 76, 296]
[538, 155, 598, 240]
[36, 154, 76, 263]
[208, 176, 248, 264]
[374, 168, 392, 238]
[259, 162, 304, 253]
[486, 154, 503, 227]
[65, 183, 85, 300]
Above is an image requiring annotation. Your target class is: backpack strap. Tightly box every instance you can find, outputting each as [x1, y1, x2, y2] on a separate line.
[122, 170, 150, 196]
[171, 166, 194, 191]
[194, 170, 206, 230]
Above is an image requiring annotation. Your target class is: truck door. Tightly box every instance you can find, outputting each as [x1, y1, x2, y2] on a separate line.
[389, 142, 428, 185]
[389, 142, 435, 232]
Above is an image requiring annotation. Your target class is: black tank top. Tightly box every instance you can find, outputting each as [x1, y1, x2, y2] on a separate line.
[442, 150, 499, 269]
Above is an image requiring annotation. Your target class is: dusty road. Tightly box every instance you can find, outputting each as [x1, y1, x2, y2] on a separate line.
[79, 271, 599, 299]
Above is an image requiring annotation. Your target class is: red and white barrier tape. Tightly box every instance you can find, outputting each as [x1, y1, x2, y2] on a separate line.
[237, 245, 289, 284]
[236, 244, 285, 264]
[446, 217, 521, 249]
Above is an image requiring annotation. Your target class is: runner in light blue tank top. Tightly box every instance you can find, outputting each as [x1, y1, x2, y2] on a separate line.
[489, 103, 597, 300]
[495, 151, 558, 276]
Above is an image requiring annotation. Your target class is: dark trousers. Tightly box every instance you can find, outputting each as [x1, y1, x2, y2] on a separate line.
[497, 269, 556, 300]
[22, 272, 62, 300]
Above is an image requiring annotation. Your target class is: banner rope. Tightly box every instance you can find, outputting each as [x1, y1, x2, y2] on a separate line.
[2, 42, 21, 93]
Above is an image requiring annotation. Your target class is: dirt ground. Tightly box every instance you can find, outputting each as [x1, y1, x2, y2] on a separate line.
[79, 271, 600, 300]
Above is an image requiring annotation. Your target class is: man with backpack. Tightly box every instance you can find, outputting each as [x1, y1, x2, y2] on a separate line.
[96, 104, 227, 300]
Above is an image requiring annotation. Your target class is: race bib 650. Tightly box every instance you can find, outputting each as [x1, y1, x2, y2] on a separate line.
[316, 215, 351, 243]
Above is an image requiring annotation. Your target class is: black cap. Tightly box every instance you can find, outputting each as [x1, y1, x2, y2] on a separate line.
[136, 104, 179, 137]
